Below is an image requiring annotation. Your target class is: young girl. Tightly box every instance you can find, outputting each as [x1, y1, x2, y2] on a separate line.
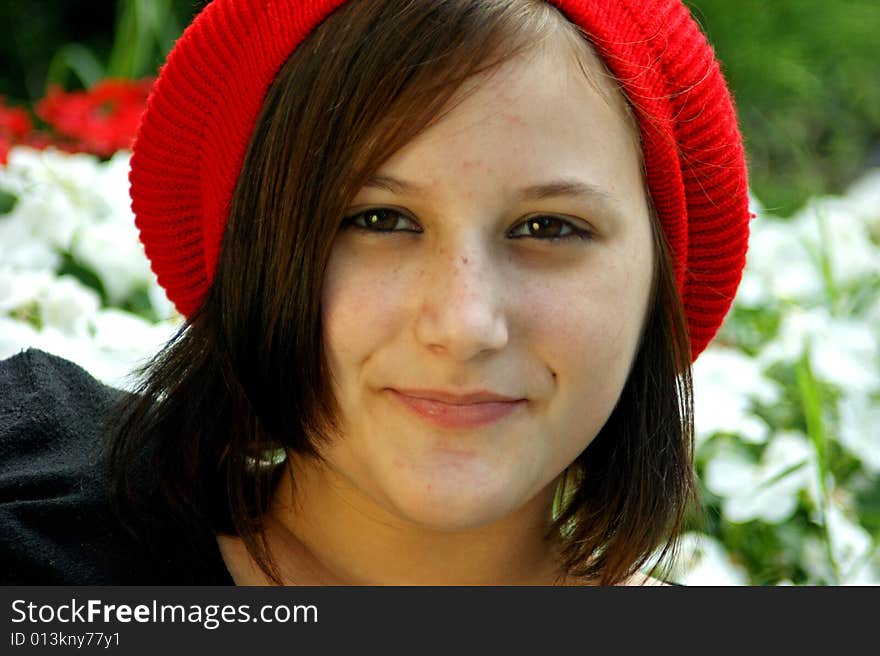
[0, 0, 749, 585]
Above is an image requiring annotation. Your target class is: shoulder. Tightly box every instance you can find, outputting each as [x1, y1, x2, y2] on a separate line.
[0, 348, 124, 481]
[0, 348, 232, 585]
[0, 348, 133, 583]
[0, 347, 122, 411]
[1, 347, 121, 463]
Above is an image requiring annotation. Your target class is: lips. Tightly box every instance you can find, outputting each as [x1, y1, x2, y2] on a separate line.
[387, 388, 526, 429]
[390, 388, 523, 404]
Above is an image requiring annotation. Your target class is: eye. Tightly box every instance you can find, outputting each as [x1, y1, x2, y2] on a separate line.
[508, 215, 594, 242]
[341, 208, 593, 242]
[341, 208, 421, 233]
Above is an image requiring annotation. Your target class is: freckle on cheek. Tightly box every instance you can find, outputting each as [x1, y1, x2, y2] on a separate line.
[501, 112, 526, 127]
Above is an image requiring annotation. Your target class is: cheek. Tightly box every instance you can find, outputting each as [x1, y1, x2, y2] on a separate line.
[528, 262, 651, 438]
[530, 271, 647, 372]
[321, 248, 410, 374]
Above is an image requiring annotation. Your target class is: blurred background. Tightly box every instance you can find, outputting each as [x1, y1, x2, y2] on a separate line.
[2, 0, 879, 216]
[0, 0, 878, 585]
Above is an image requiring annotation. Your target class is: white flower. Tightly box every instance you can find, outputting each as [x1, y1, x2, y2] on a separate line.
[37, 275, 101, 337]
[147, 272, 179, 323]
[692, 346, 780, 446]
[3, 147, 115, 249]
[0, 212, 60, 271]
[737, 218, 823, 305]
[83, 308, 179, 389]
[837, 393, 880, 473]
[71, 220, 153, 305]
[6, 308, 179, 391]
[2, 147, 55, 182]
[1, 270, 102, 337]
[11, 148, 107, 209]
[0, 269, 53, 313]
[737, 171, 880, 311]
[97, 151, 136, 223]
[672, 532, 749, 586]
[10, 186, 90, 252]
[826, 502, 877, 584]
[835, 168, 880, 235]
[793, 197, 880, 289]
[0, 317, 41, 360]
[88, 307, 175, 354]
[801, 505, 880, 585]
[23, 327, 98, 369]
[757, 306, 880, 393]
[734, 268, 769, 308]
[864, 294, 880, 343]
[704, 431, 818, 524]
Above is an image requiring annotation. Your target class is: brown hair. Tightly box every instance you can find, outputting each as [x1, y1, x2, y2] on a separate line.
[104, 0, 696, 586]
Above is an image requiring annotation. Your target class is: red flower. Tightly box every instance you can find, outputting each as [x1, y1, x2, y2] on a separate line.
[0, 97, 36, 165]
[0, 100, 32, 139]
[36, 78, 154, 158]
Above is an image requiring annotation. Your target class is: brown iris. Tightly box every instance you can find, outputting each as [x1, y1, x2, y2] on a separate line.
[526, 216, 565, 238]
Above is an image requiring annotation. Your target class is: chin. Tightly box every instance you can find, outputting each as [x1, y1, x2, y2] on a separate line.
[382, 475, 525, 533]
[398, 503, 515, 533]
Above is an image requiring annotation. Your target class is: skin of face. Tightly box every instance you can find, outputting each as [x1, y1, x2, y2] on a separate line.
[292, 37, 655, 562]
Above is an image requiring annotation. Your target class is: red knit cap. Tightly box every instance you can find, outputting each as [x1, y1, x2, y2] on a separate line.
[129, 0, 750, 362]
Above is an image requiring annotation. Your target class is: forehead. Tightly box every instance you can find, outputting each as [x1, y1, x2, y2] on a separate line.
[369, 37, 646, 210]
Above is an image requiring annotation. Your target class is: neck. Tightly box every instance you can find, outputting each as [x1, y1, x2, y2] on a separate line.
[260, 454, 570, 586]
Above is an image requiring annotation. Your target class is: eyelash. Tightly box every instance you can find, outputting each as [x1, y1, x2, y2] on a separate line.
[340, 208, 594, 242]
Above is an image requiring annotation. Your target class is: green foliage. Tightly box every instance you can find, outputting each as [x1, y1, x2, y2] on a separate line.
[8, 300, 43, 331]
[56, 251, 107, 304]
[45, 44, 106, 91]
[45, 0, 185, 89]
[686, 192, 880, 584]
[0, 0, 203, 100]
[119, 284, 161, 324]
[0, 188, 17, 215]
[105, 0, 184, 80]
[3, 1, 878, 217]
[687, 0, 880, 215]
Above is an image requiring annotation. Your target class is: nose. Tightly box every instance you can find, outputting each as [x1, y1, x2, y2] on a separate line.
[413, 244, 509, 361]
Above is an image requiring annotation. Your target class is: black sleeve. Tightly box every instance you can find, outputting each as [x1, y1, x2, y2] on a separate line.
[0, 348, 136, 583]
[0, 348, 234, 585]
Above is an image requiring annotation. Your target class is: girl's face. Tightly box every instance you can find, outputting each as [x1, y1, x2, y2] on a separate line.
[318, 39, 654, 532]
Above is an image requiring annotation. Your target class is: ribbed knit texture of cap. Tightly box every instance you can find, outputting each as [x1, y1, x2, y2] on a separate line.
[129, 0, 750, 362]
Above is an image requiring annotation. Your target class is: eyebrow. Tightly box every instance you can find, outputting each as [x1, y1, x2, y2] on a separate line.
[363, 173, 617, 204]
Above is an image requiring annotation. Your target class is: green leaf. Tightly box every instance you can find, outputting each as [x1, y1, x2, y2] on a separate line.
[809, 207, 840, 315]
[0, 188, 18, 215]
[45, 44, 105, 91]
[795, 344, 828, 485]
[107, 0, 143, 78]
[57, 252, 107, 305]
[119, 285, 160, 323]
[8, 301, 42, 330]
[753, 459, 810, 493]
[794, 342, 841, 583]
[107, 0, 180, 79]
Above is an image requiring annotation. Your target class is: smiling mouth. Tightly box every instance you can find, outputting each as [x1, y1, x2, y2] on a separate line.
[386, 389, 526, 430]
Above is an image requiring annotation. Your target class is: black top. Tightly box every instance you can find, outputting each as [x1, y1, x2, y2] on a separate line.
[0, 348, 235, 585]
